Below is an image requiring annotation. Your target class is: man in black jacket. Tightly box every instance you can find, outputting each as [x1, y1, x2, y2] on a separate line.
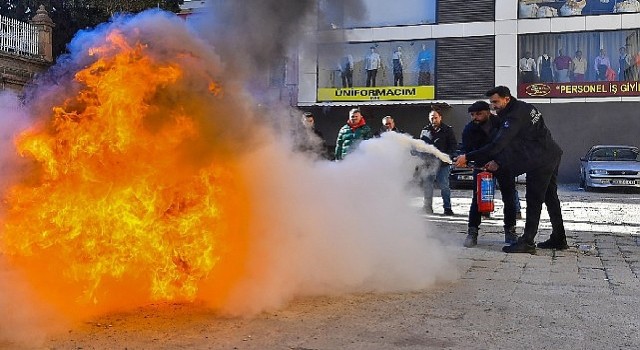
[461, 101, 519, 247]
[420, 108, 457, 215]
[454, 86, 567, 254]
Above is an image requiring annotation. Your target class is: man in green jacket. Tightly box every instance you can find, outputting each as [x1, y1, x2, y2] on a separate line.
[334, 108, 373, 160]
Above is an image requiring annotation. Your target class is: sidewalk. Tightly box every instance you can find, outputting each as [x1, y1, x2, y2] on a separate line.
[41, 185, 640, 349]
[420, 185, 640, 349]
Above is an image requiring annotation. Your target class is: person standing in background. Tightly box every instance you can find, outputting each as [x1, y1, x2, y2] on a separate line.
[378, 115, 404, 136]
[334, 108, 372, 161]
[298, 112, 328, 158]
[419, 108, 457, 215]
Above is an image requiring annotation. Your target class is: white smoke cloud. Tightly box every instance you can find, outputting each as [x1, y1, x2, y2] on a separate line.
[222, 132, 457, 315]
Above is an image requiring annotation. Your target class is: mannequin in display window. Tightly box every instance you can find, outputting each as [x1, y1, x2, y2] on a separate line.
[554, 49, 572, 83]
[417, 43, 432, 85]
[338, 54, 354, 88]
[365, 46, 381, 87]
[519, 51, 537, 83]
[571, 50, 588, 82]
[392, 46, 404, 86]
[537, 52, 554, 82]
[594, 48, 611, 81]
[618, 46, 633, 81]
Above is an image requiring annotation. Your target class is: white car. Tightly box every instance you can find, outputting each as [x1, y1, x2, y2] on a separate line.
[579, 145, 640, 191]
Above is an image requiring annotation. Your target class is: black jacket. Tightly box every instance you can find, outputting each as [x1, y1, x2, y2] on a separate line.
[419, 123, 457, 157]
[461, 116, 502, 166]
[466, 98, 562, 175]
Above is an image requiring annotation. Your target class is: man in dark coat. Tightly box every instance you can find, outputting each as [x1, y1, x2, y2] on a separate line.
[419, 108, 457, 215]
[377, 115, 404, 136]
[455, 86, 567, 254]
[461, 101, 519, 247]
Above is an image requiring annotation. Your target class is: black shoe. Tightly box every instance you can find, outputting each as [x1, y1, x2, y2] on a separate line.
[537, 238, 569, 250]
[464, 227, 479, 248]
[443, 208, 454, 216]
[502, 240, 536, 254]
[463, 234, 477, 247]
[504, 226, 518, 244]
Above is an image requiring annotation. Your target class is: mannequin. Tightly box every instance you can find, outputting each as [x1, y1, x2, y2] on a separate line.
[554, 49, 572, 83]
[417, 43, 432, 85]
[392, 46, 404, 86]
[365, 46, 381, 87]
[537, 52, 554, 82]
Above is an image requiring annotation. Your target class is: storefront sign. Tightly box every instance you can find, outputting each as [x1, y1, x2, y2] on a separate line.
[318, 85, 435, 101]
[518, 81, 640, 98]
[317, 40, 437, 102]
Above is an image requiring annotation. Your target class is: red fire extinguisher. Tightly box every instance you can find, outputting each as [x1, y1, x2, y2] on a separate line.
[477, 171, 495, 213]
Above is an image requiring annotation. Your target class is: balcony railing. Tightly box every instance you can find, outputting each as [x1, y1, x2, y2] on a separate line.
[0, 14, 39, 57]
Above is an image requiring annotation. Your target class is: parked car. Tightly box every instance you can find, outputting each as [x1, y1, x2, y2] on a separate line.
[449, 163, 474, 189]
[448, 144, 526, 189]
[449, 148, 474, 189]
[579, 145, 640, 191]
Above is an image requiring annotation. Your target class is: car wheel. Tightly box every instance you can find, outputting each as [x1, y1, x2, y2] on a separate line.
[579, 175, 585, 189]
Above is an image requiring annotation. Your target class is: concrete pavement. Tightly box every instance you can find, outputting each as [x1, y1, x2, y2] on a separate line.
[422, 184, 640, 349]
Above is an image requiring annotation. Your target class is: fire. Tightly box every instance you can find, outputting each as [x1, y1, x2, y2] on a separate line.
[0, 29, 249, 317]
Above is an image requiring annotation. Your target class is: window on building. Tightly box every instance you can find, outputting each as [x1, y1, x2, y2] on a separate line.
[318, 0, 436, 30]
[316, 40, 436, 102]
[518, 0, 640, 19]
[517, 29, 640, 98]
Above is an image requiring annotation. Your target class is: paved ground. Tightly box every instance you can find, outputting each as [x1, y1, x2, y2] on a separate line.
[20, 185, 640, 349]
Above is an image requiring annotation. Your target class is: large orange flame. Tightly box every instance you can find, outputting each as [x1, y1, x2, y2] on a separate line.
[0, 29, 249, 318]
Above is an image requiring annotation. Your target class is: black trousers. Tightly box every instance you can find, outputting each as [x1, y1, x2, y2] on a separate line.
[418, 70, 431, 85]
[366, 69, 378, 87]
[393, 72, 403, 86]
[469, 169, 517, 230]
[341, 70, 353, 88]
[521, 154, 566, 244]
[521, 71, 535, 84]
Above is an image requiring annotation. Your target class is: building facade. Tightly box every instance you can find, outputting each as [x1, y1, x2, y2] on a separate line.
[298, 0, 640, 182]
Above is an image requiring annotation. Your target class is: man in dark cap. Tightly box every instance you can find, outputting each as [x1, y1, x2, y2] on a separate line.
[455, 86, 567, 254]
[460, 101, 519, 247]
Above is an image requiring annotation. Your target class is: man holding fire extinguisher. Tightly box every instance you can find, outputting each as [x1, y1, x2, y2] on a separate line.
[454, 86, 567, 254]
[461, 101, 519, 248]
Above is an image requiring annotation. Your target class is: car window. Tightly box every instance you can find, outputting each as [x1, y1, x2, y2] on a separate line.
[589, 148, 639, 161]
[616, 149, 639, 161]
